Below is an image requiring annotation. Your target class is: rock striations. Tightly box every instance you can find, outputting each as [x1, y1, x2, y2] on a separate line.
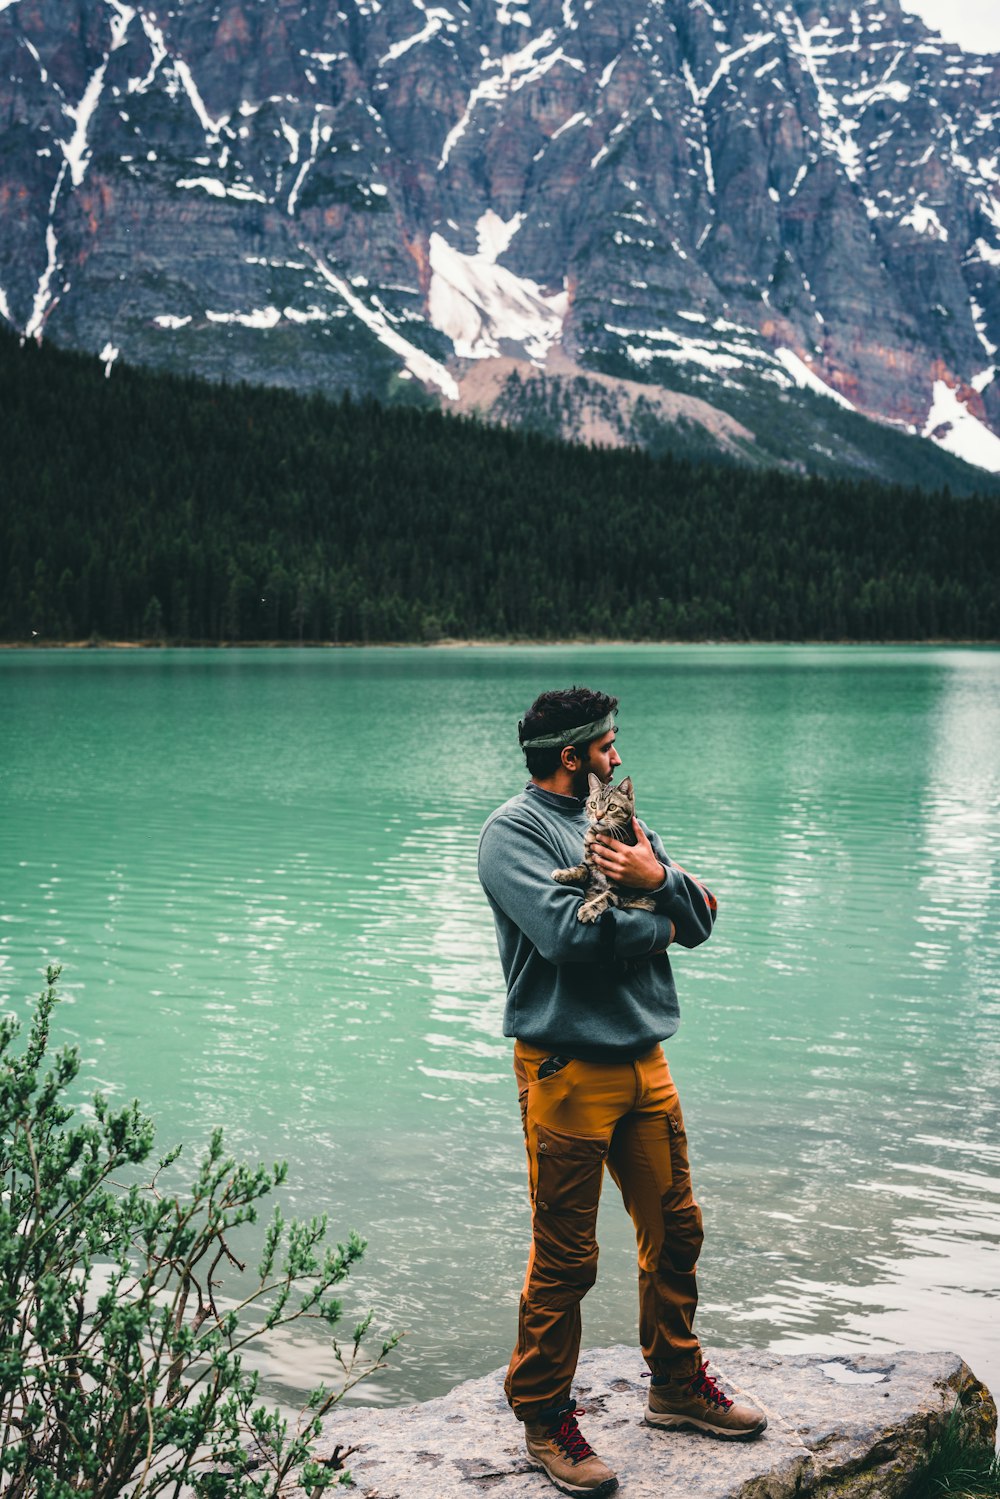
[1, 0, 999, 474]
[314, 1346, 997, 1498]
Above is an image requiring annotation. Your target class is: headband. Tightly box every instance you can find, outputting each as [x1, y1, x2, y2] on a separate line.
[519, 711, 616, 751]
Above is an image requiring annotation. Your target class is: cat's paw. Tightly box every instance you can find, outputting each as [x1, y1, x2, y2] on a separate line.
[577, 901, 606, 924]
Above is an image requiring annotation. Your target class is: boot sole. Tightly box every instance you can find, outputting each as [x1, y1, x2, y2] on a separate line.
[645, 1411, 768, 1441]
[525, 1458, 620, 1496]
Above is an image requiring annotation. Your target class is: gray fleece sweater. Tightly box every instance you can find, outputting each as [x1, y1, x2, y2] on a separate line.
[478, 783, 717, 1059]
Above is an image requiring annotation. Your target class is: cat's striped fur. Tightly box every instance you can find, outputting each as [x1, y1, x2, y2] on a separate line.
[552, 773, 658, 924]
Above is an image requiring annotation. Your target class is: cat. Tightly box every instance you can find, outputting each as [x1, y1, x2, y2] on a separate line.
[552, 773, 658, 924]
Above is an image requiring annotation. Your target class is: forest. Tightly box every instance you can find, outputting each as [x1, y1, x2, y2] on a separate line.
[2, 329, 998, 643]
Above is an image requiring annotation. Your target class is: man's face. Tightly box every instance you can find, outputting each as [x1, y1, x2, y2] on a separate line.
[571, 730, 621, 795]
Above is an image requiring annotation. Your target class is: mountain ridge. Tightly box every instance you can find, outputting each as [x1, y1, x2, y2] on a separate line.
[1, 0, 998, 477]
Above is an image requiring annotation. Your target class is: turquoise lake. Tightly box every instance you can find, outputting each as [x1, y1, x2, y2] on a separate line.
[1, 645, 998, 1412]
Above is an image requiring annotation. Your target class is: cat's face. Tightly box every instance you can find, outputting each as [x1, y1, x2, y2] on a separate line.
[585, 773, 635, 830]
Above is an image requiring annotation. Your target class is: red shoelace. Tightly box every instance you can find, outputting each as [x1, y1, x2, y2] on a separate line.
[689, 1361, 733, 1410]
[550, 1407, 596, 1464]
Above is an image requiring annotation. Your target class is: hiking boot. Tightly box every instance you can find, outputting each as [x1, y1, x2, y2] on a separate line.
[645, 1361, 767, 1441]
[523, 1403, 619, 1496]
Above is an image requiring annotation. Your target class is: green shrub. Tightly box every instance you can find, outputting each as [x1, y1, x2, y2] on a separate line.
[0, 966, 396, 1498]
[907, 1402, 1000, 1498]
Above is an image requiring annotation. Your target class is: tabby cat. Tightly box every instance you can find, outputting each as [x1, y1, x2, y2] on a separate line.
[552, 773, 658, 924]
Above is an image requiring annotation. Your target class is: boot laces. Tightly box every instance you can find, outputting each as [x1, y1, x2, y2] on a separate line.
[550, 1406, 595, 1464]
[689, 1361, 733, 1410]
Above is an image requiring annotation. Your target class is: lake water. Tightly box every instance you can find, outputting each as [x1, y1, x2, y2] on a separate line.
[1, 645, 998, 1414]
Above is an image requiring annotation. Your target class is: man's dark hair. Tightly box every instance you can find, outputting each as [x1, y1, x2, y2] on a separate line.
[519, 686, 619, 778]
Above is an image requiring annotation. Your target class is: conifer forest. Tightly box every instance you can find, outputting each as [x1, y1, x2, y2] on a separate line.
[2, 331, 998, 644]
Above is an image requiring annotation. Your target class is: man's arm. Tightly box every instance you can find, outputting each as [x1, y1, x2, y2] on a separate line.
[591, 818, 717, 948]
[478, 816, 674, 965]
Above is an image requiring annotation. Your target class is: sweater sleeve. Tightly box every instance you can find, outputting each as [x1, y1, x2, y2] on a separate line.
[479, 815, 674, 965]
[642, 823, 718, 949]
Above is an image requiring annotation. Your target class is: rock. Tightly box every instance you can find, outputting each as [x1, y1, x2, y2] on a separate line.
[453, 351, 757, 456]
[314, 1346, 996, 1498]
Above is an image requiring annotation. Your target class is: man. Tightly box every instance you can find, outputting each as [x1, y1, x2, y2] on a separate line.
[478, 686, 765, 1497]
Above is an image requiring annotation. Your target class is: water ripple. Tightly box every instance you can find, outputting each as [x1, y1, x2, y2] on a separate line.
[1, 645, 998, 1406]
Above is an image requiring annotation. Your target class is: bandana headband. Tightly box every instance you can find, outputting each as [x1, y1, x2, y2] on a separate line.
[519, 711, 616, 751]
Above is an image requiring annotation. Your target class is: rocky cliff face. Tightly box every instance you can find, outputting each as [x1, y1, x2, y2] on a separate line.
[1, 0, 998, 475]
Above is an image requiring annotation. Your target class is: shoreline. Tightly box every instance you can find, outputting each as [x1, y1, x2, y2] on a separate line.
[2, 636, 999, 651]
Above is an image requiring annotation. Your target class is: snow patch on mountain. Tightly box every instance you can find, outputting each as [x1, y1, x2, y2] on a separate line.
[901, 199, 949, 240]
[207, 307, 282, 329]
[476, 209, 523, 260]
[923, 380, 1000, 470]
[287, 112, 323, 215]
[973, 238, 1000, 267]
[551, 110, 587, 139]
[174, 58, 229, 140]
[177, 177, 267, 202]
[306, 246, 460, 398]
[776, 348, 856, 410]
[60, 61, 108, 187]
[971, 298, 997, 358]
[700, 33, 776, 104]
[380, 7, 454, 65]
[130, 12, 167, 95]
[106, 1, 135, 51]
[598, 57, 618, 89]
[781, 11, 863, 183]
[606, 324, 746, 375]
[283, 305, 336, 324]
[25, 218, 60, 341]
[438, 31, 584, 168]
[428, 212, 567, 362]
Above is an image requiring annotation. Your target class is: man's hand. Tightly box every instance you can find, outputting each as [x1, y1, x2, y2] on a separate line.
[590, 818, 666, 891]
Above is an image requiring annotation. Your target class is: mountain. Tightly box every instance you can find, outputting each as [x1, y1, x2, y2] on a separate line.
[1, 0, 999, 481]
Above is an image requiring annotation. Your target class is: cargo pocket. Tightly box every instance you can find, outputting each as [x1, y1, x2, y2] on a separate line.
[534, 1124, 608, 1217]
[525, 1127, 605, 1302]
[531, 1125, 607, 1297]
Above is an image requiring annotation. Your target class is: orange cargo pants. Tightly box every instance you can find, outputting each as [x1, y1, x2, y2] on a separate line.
[506, 1040, 704, 1422]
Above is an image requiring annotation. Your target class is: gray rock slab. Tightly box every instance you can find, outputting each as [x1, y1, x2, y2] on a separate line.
[314, 1347, 996, 1499]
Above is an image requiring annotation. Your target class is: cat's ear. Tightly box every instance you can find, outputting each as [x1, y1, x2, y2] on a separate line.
[616, 776, 633, 797]
[588, 773, 602, 795]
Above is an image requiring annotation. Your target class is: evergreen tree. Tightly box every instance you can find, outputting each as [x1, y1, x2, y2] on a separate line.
[0, 328, 997, 646]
